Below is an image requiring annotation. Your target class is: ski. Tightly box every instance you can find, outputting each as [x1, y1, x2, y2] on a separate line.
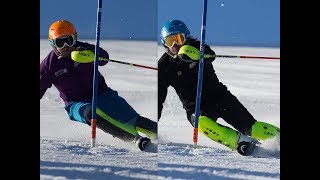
[237, 141, 279, 158]
[160, 142, 279, 158]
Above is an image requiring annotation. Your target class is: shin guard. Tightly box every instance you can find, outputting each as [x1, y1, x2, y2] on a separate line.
[251, 121, 280, 141]
[198, 116, 239, 150]
[84, 107, 139, 142]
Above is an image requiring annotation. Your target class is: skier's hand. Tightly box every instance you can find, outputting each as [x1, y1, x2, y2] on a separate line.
[178, 45, 215, 62]
[178, 45, 200, 62]
[71, 50, 95, 63]
[71, 50, 109, 63]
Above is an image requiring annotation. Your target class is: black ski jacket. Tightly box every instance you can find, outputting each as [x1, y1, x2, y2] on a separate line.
[158, 38, 257, 132]
[158, 38, 228, 120]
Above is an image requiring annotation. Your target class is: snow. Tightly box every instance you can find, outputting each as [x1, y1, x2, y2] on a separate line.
[40, 39, 280, 179]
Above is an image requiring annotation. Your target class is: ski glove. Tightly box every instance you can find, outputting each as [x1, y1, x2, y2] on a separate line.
[71, 50, 109, 63]
[178, 45, 214, 62]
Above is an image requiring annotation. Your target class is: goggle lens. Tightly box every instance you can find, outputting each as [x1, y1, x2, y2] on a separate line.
[52, 35, 76, 48]
[164, 34, 186, 47]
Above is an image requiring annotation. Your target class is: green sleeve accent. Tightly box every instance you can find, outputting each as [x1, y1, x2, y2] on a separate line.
[96, 108, 139, 136]
[178, 45, 214, 60]
[71, 50, 108, 63]
[204, 54, 214, 58]
[136, 127, 157, 139]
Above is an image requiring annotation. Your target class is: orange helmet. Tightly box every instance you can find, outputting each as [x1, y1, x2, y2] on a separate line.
[48, 20, 77, 40]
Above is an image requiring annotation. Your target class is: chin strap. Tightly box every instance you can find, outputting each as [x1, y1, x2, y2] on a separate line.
[165, 47, 177, 59]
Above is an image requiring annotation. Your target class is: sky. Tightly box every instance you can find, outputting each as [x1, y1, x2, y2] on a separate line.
[40, 40, 280, 179]
[40, 0, 157, 41]
[40, 0, 279, 46]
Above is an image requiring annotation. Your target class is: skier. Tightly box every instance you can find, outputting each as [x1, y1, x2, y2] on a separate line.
[40, 20, 157, 151]
[158, 19, 279, 155]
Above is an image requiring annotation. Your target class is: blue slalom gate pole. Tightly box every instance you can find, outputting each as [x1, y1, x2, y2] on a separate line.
[91, 0, 103, 148]
[193, 0, 208, 147]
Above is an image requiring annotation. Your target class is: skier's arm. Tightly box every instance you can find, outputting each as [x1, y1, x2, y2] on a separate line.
[203, 44, 216, 63]
[158, 77, 169, 121]
[158, 55, 170, 121]
[40, 60, 53, 99]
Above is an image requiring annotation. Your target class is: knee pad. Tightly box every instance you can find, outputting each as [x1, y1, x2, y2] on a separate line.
[198, 116, 238, 150]
[251, 121, 280, 140]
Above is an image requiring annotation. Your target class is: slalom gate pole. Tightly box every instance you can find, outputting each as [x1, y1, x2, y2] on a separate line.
[109, 59, 158, 70]
[100, 55, 278, 72]
[101, 54, 279, 72]
[98, 57, 158, 70]
[193, 0, 208, 147]
[91, 0, 103, 148]
[214, 55, 280, 60]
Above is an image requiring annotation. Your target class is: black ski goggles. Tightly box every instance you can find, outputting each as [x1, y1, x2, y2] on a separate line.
[49, 34, 77, 48]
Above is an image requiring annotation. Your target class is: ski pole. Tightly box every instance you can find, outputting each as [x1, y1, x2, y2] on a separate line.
[91, 0, 103, 148]
[211, 55, 280, 60]
[98, 57, 158, 70]
[193, 0, 208, 147]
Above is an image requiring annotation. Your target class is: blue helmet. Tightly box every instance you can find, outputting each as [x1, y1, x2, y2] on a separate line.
[160, 20, 190, 45]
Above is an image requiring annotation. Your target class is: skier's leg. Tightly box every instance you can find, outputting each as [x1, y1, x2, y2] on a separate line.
[135, 115, 157, 139]
[215, 91, 257, 134]
[64, 88, 154, 150]
[215, 91, 280, 141]
[250, 121, 280, 141]
[191, 115, 258, 151]
[83, 106, 140, 142]
[94, 87, 154, 149]
[65, 101, 140, 142]
[84, 107, 151, 150]
[64, 101, 92, 125]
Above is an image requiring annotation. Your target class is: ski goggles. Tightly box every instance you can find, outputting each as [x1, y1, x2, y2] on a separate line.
[49, 34, 77, 48]
[163, 33, 187, 48]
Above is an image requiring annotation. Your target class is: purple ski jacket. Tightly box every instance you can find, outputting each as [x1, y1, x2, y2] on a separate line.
[40, 41, 109, 104]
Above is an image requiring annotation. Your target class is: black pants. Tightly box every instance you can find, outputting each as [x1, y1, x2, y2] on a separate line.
[187, 90, 256, 134]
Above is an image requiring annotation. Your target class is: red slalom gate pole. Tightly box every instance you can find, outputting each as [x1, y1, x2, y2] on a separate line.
[91, 0, 103, 148]
[108, 59, 158, 70]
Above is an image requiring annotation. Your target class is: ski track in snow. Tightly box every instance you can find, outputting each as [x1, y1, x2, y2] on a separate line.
[40, 137, 158, 180]
[40, 40, 280, 179]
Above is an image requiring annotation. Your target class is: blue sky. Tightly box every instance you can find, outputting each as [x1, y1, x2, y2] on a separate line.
[41, 0, 279, 46]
